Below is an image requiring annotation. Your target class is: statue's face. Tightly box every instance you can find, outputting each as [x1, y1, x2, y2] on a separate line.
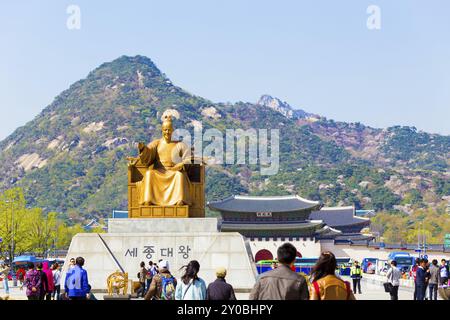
[162, 122, 173, 141]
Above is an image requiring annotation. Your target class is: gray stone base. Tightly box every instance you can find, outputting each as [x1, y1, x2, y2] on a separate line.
[62, 220, 257, 293]
[108, 218, 218, 233]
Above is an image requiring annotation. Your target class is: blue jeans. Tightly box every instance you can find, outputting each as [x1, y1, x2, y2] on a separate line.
[3, 277, 9, 294]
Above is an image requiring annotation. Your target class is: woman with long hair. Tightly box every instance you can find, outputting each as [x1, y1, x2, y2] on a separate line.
[309, 251, 356, 300]
[175, 260, 207, 300]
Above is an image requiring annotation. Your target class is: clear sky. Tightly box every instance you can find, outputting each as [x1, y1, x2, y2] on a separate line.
[1, 0, 449, 141]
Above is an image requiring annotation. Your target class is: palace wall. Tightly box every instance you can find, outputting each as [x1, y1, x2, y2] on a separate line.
[249, 237, 322, 260]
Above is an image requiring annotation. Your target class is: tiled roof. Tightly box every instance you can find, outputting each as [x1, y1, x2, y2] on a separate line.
[208, 195, 322, 213]
[309, 206, 370, 227]
[220, 220, 324, 231]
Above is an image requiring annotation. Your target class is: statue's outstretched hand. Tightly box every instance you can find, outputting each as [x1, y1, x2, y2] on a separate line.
[126, 157, 139, 166]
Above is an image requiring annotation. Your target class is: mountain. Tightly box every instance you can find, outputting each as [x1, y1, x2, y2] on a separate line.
[0, 55, 449, 225]
[256, 94, 319, 120]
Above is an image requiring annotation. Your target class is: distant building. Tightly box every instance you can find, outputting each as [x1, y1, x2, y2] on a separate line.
[355, 209, 376, 217]
[208, 195, 342, 239]
[310, 206, 374, 243]
[111, 210, 129, 219]
[84, 219, 107, 231]
[208, 194, 375, 261]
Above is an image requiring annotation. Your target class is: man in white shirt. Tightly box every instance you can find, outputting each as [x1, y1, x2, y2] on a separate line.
[386, 260, 401, 300]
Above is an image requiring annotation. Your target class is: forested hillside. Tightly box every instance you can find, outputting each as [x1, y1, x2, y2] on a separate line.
[0, 56, 448, 240]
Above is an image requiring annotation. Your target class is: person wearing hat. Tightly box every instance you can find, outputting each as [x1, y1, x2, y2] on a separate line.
[144, 260, 177, 300]
[206, 267, 236, 300]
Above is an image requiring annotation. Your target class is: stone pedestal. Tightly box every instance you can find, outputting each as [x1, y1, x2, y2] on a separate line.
[62, 218, 257, 293]
[108, 218, 218, 233]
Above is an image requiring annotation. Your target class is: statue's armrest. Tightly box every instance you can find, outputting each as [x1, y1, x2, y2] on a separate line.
[128, 163, 154, 184]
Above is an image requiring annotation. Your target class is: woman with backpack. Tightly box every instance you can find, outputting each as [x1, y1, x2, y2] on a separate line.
[144, 260, 177, 300]
[175, 260, 207, 300]
[309, 251, 356, 300]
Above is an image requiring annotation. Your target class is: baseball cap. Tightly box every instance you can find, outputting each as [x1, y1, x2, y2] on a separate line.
[159, 260, 169, 270]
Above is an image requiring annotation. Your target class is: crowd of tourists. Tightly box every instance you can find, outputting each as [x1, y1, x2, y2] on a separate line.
[137, 243, 356, 300]
[8, 257, 95, 300]
[1, 243, 449, 301]
[139, 259, 236, 300]
[409, 257, 449, 300]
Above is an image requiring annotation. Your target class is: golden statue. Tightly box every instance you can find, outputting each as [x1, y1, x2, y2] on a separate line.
[106, 271, 128, 296]
[127, 112, 206, 218]
[129, 114, 192, 206]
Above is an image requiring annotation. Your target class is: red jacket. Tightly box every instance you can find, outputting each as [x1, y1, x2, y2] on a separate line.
[16, 268, 26, 280]
[42, 262, 55, 292]
[411, 265, 418, 280]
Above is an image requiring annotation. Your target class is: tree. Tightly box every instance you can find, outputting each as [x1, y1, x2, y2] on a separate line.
[27, 210, 57, 256]
[0, 188, 28, 262]
[0, 188, 106, 260]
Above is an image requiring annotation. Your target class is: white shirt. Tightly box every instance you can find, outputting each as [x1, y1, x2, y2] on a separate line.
[53, 269, 62, 286]
[441, 266, 448, 278]
[386, 266, 401, 286]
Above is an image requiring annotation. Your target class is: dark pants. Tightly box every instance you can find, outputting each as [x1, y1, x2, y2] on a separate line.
[45, 293, 52, 300]
[413, 283, 416, 300]
[69, 296, 87, 300]
[53, 285, 61, 300]
[136, 282, 146, 297]
[145, 278, 152, 293]
[416, 285, 425, 300]
[27, 295, 39, 300]
[428, 283, 437, 300]
[389, 285, 399, 300]
[352, 278, 361, 294]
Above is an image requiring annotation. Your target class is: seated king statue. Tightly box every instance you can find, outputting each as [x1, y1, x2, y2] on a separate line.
[134, 114, 192, 206]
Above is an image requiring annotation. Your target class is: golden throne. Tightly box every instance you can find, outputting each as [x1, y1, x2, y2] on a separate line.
[127, 158, 205, 218]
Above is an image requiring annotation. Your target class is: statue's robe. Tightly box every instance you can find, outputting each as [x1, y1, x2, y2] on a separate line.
[136, 139, 192, 206]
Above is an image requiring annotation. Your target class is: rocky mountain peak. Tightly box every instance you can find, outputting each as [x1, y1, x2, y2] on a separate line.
[256, 94, 312, 120]
[83, 55, 166, 89]
[257, 95, 294, 118]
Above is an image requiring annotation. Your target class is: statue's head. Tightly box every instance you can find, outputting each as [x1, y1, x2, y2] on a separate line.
[162, 114, 174, 142]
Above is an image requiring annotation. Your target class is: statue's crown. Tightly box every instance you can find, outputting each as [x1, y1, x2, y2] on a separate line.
[163, 114, 173, 122]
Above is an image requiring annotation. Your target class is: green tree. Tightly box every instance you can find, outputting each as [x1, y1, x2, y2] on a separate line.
[0, 188, 28, 262]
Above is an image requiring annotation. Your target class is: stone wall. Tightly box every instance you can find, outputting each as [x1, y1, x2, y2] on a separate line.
[62, 227, 257, 293]
[249, 237, 322, 260]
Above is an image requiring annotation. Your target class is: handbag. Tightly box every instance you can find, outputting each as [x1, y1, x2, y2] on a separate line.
[383, 282, 393, 293]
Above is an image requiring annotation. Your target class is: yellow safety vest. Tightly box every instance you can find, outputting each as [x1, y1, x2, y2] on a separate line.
[351, 266, 362, 276]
